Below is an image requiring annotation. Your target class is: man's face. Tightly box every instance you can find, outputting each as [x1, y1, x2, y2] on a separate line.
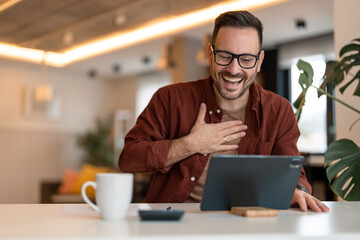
[207, 26, 264, 100]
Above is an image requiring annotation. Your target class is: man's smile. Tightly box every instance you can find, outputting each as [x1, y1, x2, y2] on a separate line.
[223, 75, 244, 83]
[221, 74, 245, 91]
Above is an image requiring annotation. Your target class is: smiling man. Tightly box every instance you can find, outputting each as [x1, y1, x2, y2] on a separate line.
[119, 11, 329, 212]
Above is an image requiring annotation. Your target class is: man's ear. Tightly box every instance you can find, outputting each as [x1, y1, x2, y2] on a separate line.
[206, 43, 212, 65]
[256, 50, 265, 73]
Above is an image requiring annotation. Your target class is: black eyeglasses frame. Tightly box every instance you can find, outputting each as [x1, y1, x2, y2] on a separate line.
[211, 45, 261, 69]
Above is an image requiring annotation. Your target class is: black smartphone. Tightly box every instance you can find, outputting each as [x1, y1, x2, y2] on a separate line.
[138, 209, 184, 221]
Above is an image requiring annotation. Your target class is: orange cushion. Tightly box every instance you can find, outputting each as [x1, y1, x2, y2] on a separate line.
[72, 164, 112, 197]
[57, 169, 80, 194]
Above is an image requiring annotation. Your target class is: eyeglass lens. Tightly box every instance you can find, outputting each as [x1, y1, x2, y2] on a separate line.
[215, 51, 257, 69]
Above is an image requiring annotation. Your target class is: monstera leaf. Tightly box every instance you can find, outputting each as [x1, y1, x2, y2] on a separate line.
[294, 39, 360, 122]
[293, 59, 313, 121]
[324, 139, 360, 200]
[293, 38, 360, 200]
[319, 38, 360, 97]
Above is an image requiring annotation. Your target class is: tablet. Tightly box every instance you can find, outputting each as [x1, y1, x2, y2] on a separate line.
[200, 155, 304, 211]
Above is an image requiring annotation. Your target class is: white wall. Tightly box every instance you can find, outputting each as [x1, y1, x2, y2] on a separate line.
[334, 0, 360, 145]
[0, 59, 114, 132]
[278, 34, 335, 69]
[0, 58, 137, 203]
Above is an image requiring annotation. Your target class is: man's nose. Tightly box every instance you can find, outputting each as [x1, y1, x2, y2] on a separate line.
[227, 58, 243, 75]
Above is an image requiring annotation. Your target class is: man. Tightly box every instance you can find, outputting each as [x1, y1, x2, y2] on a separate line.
[119, 11, 329, 212]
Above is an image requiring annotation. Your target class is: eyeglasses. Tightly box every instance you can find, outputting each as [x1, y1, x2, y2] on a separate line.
[211, 45, 260, 69]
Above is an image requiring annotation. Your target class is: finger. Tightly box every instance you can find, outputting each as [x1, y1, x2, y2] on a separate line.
[216, 120, 244, 130]
[223, 131, 246, 143]
[223, 126, 248, 137]
[214, 144, 239, 152]
[319, 202, 330, 212]
[296, 193, 308, 212]
[313, 199, 329, 212]
[306, 197, 322, 213]
[195, 103, 207, 124]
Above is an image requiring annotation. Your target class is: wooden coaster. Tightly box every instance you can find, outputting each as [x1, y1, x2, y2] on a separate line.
[230, 207, 278, 217]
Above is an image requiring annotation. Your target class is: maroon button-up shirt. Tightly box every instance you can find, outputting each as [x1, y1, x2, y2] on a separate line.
[119, 77, 311, 202]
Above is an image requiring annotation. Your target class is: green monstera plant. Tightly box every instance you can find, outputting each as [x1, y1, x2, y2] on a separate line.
[294, 38, 360, 201]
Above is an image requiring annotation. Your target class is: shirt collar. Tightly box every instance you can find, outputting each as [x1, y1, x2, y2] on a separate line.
[204, 76, 221, 114]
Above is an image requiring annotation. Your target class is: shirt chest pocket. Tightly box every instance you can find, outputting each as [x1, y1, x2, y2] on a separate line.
[254, 141, 274, 155]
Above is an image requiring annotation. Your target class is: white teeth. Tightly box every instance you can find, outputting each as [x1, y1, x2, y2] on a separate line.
[223, 76, 243, 82]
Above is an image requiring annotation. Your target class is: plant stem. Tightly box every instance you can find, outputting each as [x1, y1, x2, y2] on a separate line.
[314, 86, 360, 114]
[349, 117, 360, 131]
[295, 92, 306, 121]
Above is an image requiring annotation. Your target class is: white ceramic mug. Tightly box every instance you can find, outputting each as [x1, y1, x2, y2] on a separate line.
[81, 173, 133, 220]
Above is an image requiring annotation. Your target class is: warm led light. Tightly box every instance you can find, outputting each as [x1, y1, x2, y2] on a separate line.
[0, 43, 45, 63]
[64, 0, 284, 63]
[44, 51, 67, 67]
[0, 43, 65, 67]
[0, 0, 22, 13]
[0, 0, 285, 67]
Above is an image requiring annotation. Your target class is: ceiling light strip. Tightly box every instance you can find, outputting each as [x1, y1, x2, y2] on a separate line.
[0, 0, 22, 13]
[0, 43, 45, 63]
[0, 0, 284, 67]
[62, 0, 283, 63]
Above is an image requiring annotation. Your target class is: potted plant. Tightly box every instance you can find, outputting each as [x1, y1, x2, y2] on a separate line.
[77, 116, 115, 167]
[294, 38, 360, 201]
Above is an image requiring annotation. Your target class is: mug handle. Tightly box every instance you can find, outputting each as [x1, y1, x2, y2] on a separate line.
[81, 181, 100, 212]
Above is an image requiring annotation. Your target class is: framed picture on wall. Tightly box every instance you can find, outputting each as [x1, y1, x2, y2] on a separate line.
[23, 84, 61, 119]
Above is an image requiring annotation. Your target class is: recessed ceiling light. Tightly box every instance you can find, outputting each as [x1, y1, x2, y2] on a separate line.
[295, 19, 306, 30]
[114, 14, 127, 26]
[63, 32, 74, 45]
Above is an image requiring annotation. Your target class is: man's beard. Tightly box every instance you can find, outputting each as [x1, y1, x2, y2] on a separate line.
[213, 70, 256, 100]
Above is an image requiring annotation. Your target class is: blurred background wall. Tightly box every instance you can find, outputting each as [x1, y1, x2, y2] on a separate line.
[0, 0, 358, 203]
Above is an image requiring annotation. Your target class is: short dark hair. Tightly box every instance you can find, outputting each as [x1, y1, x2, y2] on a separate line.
[211, 11, 263, 48]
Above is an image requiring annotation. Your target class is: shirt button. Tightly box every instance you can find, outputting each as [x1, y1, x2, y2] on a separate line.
[209, 111, 213, 115]
[216, 109, 221, 114]
[190, 176, 195, 182]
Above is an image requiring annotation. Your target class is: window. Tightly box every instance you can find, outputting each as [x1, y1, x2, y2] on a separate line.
[291, 54, 327, 153]
[136, 72, 171, 117]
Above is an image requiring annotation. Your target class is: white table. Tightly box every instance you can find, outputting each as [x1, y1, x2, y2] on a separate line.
[0, 202, 359, 239]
